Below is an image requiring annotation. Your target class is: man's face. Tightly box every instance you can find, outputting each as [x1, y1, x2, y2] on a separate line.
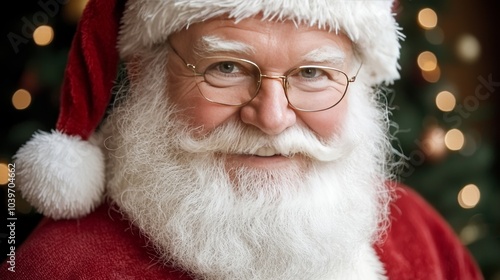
[167, 17, 355, 171]
[104, 16, 392, 279]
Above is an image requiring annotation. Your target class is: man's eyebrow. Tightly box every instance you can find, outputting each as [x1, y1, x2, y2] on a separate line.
[301, 47, 346, 65]
[194, 36, 256, 57]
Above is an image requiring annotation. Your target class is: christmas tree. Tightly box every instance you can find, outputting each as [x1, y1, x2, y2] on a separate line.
[391, 1, 500, 278]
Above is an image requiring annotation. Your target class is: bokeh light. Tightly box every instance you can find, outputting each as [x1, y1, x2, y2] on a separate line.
[436, 91, 456, 112]
[458, 184, 481, 209]
[33, 25, 54, 46]
[425, 27, 444, 45]
[422, 65, 441, 83]
[418, 8, 438, 30]
[0, 163, 9, 185]
[12, 89, 32, 110]
[421, 124, 447, 161]
[445, 129, 465, 151]
[417, 51, 438, 72]
[63, 0, 89, 23]
[456, 34, 481, 63]
[460, 223, 483, 245]
[460, 133, 479, 157]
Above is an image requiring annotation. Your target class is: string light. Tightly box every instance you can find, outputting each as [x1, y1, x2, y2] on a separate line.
[63, 0, 89, 23]
[435, 91, 456, 112]
[12, 89, 32, 110]
[421, 124, 447, 161]
[445, 129, 465, 151]
[0, 163, 9, 185]
[456, 34, 481, 63]
[417, 51, 438, 72]
[425, 27, 444, 45]
[459, 133, 478, 157]
[33, 25, 54, 46]
[422, 65, 441, 83]
[460, 223, 482, 245]
[458, 184, 481, 209]
[418, 8, 438, 30]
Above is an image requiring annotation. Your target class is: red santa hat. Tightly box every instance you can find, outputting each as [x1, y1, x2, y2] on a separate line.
[14, 0, 402, 219]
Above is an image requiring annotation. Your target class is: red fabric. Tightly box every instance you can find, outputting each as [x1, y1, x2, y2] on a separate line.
[375, 187, 483, 280]
[0, 203, 191, 280]
[0, 184, 483, 279]
[56, 0, 123, 139]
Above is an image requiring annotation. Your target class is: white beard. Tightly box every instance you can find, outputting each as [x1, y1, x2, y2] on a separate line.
[100, 51, 394, 280]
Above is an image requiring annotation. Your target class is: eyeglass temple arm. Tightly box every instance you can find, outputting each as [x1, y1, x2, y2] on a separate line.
[167, 40, 204, 76]
[185, 64, 204, 76]
[349, 62, 363, 83]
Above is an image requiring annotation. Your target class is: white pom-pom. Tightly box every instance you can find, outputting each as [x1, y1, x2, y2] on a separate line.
[13, 130, 105, 220]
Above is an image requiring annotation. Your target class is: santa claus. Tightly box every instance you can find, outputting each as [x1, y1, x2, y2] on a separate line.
[1, 0, 482, 279]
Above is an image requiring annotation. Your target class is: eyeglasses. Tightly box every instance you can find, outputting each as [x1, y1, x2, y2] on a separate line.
[169, 45, 362, 112]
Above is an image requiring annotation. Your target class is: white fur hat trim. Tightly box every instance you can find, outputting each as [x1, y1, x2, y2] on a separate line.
[118, 0, 403, 85]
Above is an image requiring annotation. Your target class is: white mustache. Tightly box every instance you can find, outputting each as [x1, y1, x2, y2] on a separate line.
[178, 121, 354, 162]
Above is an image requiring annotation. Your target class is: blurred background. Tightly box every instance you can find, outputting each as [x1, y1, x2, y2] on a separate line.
[1, 0, 499, 278]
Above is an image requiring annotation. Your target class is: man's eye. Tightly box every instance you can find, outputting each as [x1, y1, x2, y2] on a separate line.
[208, 62, 243, 75]
[299, 68, 322, 79]
[218, 62, 236, 73]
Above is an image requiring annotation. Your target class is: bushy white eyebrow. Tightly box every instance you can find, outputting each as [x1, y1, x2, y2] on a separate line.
[195, 36, 256, 56]
[193, 36, 346, 67]
[301, 47, 346, 65]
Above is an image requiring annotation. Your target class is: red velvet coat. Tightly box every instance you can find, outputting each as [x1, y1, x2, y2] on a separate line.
[0, 185, 483, 279]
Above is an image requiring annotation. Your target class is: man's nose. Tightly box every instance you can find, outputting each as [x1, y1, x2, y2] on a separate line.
[240, 77, 296, 135]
